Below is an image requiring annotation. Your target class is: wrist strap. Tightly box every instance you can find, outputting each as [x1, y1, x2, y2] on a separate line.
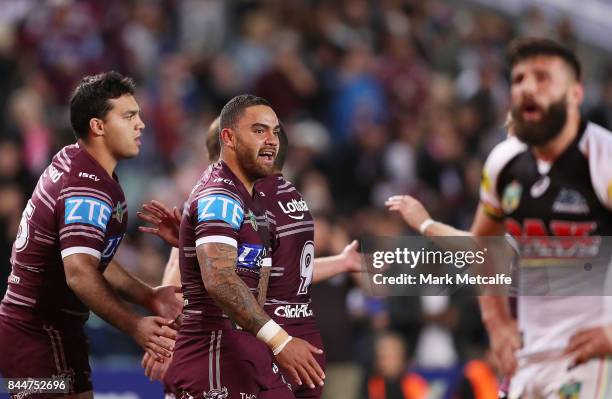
[419, 218, 435, 235]
[256, 320, 291, 354]
[256, 320, 281, 342]
[273, 336, 293, 355]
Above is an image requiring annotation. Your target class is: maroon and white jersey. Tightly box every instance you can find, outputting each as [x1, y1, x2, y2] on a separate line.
[256, 174, 317, 333]
[0, 143, 128, 324]
[179, 161, 272, 333]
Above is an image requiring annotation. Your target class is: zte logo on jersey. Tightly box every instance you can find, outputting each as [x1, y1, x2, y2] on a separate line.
[79, 172, 100, 181]
[64, 196, 112, 231]
[278, 199, 309, 220]
[198, 195, 243, 230]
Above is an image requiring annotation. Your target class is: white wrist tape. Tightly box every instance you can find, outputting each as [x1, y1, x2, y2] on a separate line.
[256, 320, 282, 343]
[273, 336, 293, 355]
[419, 218, 435, 235]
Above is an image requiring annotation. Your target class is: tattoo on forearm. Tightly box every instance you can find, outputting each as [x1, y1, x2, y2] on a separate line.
[256, 267, 271, 307]
[200, 243, 269, 334]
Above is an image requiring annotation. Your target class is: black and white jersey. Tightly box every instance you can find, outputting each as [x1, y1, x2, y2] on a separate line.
[479, 120, 612, 355]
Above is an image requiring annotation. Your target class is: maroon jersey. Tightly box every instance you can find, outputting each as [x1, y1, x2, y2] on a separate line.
[0, 143, 128, 324]
[178, 161, 272, 333]
[256, 174, 317, 333]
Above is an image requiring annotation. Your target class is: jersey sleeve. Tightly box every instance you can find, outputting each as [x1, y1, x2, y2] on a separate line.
[57, 180, 114, 260]
[192, 189, 245, 248]
[579, 123, 612, 211]
[479, 136, 527, 219]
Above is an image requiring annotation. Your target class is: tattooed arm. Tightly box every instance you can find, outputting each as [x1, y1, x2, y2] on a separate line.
[198, 241, 326, 388]
[198, 242, 270, 333]
[256, 266, 271, 307]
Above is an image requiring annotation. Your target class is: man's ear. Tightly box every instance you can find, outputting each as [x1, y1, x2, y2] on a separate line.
[572, 82, 584, 107]
[567, 79, 584, 109]
[220, 127, 235, 149]
[89, 118, 105, 138]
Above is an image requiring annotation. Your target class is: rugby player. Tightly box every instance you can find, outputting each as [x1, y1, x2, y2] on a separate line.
[387, 38, 612, 398]
[0, 72, 181, 398]
[161, 95, 326, 399]
[139, 119, 362, 399]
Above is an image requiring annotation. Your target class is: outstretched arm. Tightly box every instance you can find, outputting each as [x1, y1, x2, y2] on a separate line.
[387, 195, 519, 376]
[312, 240, 362, 283]
[385, 195, 472, 237]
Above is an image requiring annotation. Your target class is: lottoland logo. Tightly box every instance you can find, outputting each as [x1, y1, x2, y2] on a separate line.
[278, 199, 309, 220]
[372, 248, 487, 269]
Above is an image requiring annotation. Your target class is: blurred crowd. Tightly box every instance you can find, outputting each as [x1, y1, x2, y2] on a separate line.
[1, 0, 612, 397]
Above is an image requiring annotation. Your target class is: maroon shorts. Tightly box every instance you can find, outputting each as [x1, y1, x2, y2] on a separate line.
[165, 328, 294, 399]
[283, 328, 326, 399]
[0, 315, 92, 398]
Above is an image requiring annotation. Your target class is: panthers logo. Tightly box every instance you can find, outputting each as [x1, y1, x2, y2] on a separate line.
[203, 387, 229, 399]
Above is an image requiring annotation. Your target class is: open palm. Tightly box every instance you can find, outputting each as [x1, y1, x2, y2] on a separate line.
[137, 200, 181, 247]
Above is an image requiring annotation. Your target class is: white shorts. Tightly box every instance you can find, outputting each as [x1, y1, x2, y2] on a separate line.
[509, 350, 612, 399]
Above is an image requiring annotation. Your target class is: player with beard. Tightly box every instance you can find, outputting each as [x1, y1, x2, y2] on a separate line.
[253, 125, 363, 399]
[163, 95, 325, 399]
[140, 119, 362, 399]
[386, 38, 612, 398]
[0, 72, 181, 398]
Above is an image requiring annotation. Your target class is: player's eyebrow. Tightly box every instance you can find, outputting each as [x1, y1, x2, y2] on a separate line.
[251, 123, 279, 130]
[123, 109, 140, 117]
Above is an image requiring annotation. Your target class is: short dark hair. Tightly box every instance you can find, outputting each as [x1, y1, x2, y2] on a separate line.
[273, 123, 289, 171]
[507, 37, 581, 80]
[69, 71, 136, 140]
[219, 94, 271, 131]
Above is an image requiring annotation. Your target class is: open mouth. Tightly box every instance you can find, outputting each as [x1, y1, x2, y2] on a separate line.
[521, 102, 542, 121]
[258, 149, 275, 164]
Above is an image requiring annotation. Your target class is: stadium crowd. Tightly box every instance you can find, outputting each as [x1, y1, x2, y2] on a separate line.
[1, 0, 611, 397]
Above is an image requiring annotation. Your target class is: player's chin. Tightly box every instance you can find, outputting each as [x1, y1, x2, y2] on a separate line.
[122, 146, 141, 159]
[254, 161, 275, 177]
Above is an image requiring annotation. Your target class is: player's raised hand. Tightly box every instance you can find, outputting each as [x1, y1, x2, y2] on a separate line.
[385, 195, 430, 232]
[275, 337, 325, 389]
[131, 316, 177, 362]
[488, 320, 521, 377]
[137, 200, 181, 247]
[565, 325, 612, 367]
[141, 340, 174, 381]
[340, 240, 363, 273]
[148, 285, 183, 320]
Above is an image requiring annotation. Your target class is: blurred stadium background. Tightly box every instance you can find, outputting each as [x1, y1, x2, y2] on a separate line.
[1, 0, 611, 398]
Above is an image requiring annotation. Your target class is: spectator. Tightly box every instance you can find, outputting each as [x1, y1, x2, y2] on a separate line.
[367, 331, 428, 399]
